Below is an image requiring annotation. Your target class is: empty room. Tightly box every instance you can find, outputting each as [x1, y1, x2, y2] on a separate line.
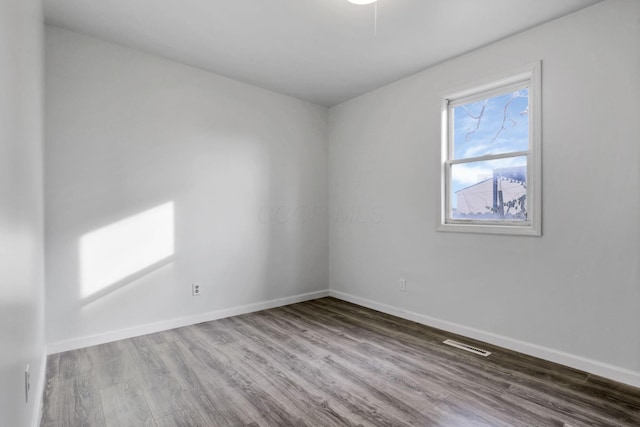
[1, 0, 640, 425]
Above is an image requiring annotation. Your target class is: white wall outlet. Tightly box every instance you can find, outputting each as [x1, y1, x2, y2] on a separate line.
[192, 282, 201, 296]
[25, 364, 30, 403]
[399, 278, 407, 292]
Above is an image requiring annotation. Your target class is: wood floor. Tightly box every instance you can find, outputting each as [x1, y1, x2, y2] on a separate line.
[41, 297, 640, 426]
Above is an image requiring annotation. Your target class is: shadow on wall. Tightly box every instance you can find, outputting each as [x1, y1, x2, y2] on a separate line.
[79, 202, 175, 305]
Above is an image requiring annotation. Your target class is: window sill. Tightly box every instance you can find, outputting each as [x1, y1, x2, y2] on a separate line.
[437, 222, 541, 236]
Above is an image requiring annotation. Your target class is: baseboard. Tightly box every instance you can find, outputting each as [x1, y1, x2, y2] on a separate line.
[31, 347, 47, 427]
[329, 290, 640, 389]
[45, 288, 640, 388]
[47, 290, 329, 354]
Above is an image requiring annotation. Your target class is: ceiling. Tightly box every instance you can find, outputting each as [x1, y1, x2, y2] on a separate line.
[44, 0, 602, 107]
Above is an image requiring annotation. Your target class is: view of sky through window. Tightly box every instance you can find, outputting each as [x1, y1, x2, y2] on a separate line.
[451, 89, 529, 213]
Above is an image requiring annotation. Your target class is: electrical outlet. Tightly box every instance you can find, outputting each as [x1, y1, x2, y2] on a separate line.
[399, 278, 407, 292]
[25, 364, 30, 403]
[192, 282, 201, 296]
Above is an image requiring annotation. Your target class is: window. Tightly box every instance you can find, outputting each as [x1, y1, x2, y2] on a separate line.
[439, 62, 541, 236]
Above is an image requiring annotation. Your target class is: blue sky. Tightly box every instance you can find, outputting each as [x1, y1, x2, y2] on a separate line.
[451, 89, 528, 205]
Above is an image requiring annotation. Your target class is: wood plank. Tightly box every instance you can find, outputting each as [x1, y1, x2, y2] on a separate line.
[154, 406, 209, 427]
[85, 340, 140, 388]
[41, 374, 105, 427]
[127, 340, 193, 419]
[41, 297, 640, 427]
[100, 381, 155, 427]
[157, 337, 261, 426]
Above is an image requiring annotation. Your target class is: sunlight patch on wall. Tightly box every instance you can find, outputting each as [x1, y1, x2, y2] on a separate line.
[80, 202, 174, 298]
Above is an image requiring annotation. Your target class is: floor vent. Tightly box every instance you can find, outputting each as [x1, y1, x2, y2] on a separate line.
[443, 339, 491, 357]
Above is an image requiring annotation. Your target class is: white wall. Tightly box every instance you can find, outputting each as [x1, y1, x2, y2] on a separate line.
[43, 0, 640, 389]
[45, 27, 329, 350]
[0, 0, 46, 426]
[329, 0, 640, 386]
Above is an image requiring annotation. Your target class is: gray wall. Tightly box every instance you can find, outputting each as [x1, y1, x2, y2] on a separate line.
[329, 0, 640, 385]
[45, 27, 329, 349]
[0, 0, 46, 426]
[43, 0, 640, 391]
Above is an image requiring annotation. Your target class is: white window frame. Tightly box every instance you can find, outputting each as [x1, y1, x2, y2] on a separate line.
[438, 62, 542, 236]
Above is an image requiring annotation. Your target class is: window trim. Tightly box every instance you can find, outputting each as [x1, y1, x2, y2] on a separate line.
[438, 62, 542, 236]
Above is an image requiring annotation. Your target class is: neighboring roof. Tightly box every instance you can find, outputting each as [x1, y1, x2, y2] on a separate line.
[455, 177, 492, 194]
[454, 166, 527, 215]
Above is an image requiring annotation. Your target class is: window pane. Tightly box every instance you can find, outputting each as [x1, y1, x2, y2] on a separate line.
[453, 89, 528, 160]
[451, 157, 527, 221]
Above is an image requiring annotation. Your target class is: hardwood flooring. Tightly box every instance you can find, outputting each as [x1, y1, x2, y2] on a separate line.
[41, 297, 640, 426]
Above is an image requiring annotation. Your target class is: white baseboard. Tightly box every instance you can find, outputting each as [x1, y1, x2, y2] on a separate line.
[329, 290, 640, 389]
[47, 290, 329, 354]
[31, 348, 47, 427]
[45, 288, 640, 389]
